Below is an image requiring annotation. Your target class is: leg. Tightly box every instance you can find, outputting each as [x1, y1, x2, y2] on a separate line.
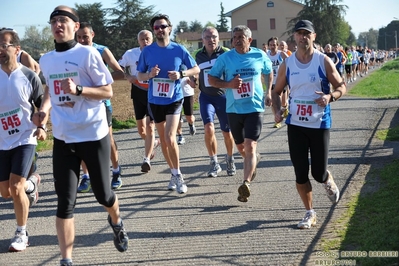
[53, 139, 81, 261]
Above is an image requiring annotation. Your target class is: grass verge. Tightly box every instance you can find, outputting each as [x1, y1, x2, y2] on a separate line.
[320, 58, 399, 264]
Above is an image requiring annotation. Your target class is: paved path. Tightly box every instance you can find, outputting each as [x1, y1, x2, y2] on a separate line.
[1, 87, 398, 265]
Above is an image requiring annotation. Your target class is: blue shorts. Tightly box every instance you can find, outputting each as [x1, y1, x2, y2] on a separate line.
[199, 92, 230, 133]
[0, 144, 36, 181]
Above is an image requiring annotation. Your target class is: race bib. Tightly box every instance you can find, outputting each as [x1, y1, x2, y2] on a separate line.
[290, 97, 324, 123]
[152, 78, 175, 98]
[203, 69, 211, 87]
[232, 77, 255, 100]
[48, 72, 81, 107]
[0, 107, 27, 138]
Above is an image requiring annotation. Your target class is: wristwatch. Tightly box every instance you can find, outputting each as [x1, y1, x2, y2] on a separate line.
[179, 70, 186, 79]
[76, 85, 83, 96]
[37, 124, 47, 132]
[330, 92, 336, 102]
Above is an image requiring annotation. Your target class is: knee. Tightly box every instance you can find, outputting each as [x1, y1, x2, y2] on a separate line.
[9, 181, 25, 199]
[204, 123, 215, 136]
[96, 192, 116, 208]
[56, 198, 76, 219]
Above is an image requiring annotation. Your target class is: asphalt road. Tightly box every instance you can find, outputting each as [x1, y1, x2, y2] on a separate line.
[1, 85, 398, 266]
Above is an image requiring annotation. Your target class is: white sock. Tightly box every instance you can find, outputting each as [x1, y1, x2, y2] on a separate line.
[16, 225, 26, 234]
[210, 155, 218, 163]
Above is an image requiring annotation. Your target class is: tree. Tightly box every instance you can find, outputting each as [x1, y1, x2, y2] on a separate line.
[75, 3, 108, 46]
[21, 26, 52, 59]
[173, 21, 189, 39]
[106, 0, 155, 59]
[189, 20, 203, 33]
[216, 2, 229, 32]
[377, 20, 399, 50]
[286, 0, 348, 46]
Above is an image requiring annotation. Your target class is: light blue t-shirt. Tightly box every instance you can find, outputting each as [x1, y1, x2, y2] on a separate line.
[93, 43, 111, 107]
[209, 47, 272, 114]
[137, 42, 197, 105]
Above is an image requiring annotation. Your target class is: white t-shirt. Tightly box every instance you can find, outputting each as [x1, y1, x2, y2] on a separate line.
[118, 47, 149, 90]
[0, 65, 43, 150]
[181, 77, 194, 97]
[39, 43, 113, 143]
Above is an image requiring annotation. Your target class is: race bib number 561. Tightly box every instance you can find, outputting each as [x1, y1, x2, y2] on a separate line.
[232, 77, 255, 100]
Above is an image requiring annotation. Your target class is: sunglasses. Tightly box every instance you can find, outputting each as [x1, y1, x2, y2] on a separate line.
[153, 24, 169, 30]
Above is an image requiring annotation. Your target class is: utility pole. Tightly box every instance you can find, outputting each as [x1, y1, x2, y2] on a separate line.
[395, 31, 398, 57]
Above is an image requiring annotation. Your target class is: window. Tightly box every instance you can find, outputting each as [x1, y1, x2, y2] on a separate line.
[198, 42, 203, 49]
[267, 1, 274, 7]
[270, 18, 276, 30]
[223, 40, 231, 48]
[247, 19, 258, 30]
[251, 39, 257, 48]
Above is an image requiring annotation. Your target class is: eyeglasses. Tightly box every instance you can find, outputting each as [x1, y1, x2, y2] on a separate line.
[153, 24, 169, 30]
[204, 35, 218, 40]
[48, 17, 69, 25]
[0, 43, 15, 50]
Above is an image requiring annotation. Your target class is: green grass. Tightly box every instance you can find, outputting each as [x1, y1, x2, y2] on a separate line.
[348, 59, 399, 99]
[112, 117, 136, 131]
[36, 135, 53, 152]
[320, 59, 399, 264]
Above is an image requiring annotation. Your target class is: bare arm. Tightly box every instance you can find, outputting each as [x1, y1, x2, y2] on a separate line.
[20, 52, 41, 75]
[271, 61, 288, 123]
[208, 74, 243, 89]
[60, 78, 113, 100]
[325, 57, 346, 102]
[102, 48, 125, 80]
[263, 71, 273, 106]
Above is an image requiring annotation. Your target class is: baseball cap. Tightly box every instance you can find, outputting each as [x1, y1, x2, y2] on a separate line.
[294, 20, 315, 33]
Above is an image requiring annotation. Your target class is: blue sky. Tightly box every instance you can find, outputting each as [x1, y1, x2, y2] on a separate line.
[2, 0, 398, 38]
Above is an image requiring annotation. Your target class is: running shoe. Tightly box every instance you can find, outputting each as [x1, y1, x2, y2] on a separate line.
[60, 261, 73, 266]
[111, 166, 122, 190]
[8, 231, 29, 252]
[177, 135, 186, 145]
[225, 155, 236, 176]
[323, 170, 340, 203]
[237, 181, 250, 202]
[26, 173, 40, 207]
[189, 123, 196, 135]
[168, 174, 176, 190]
[77, 174, 91, 193]
[175, 174, 188, 194]
[282, 107, 289, 118]
[141, 158, 151, 173]
[297, 211, 317, 229]
[207, 160, 222, 177]
[107, 215, 128, 252]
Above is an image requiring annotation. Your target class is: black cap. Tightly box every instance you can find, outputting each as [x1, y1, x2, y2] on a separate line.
[294, 20, 315, 33]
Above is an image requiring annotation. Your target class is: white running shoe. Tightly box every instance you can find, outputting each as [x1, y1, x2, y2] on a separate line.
[175, 174, 187, 194]
[297, 211, 317, 229]
[207, 160, 222, 177]
[26, 173, 40, 207]
[323, 171, 340, 203]
[9, 231, 29, 252]
[168, 174, 177, 190]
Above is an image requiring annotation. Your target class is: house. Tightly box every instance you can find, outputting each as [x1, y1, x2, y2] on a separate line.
[175, 31, 233, 53]
[225, 0, 303, 50]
